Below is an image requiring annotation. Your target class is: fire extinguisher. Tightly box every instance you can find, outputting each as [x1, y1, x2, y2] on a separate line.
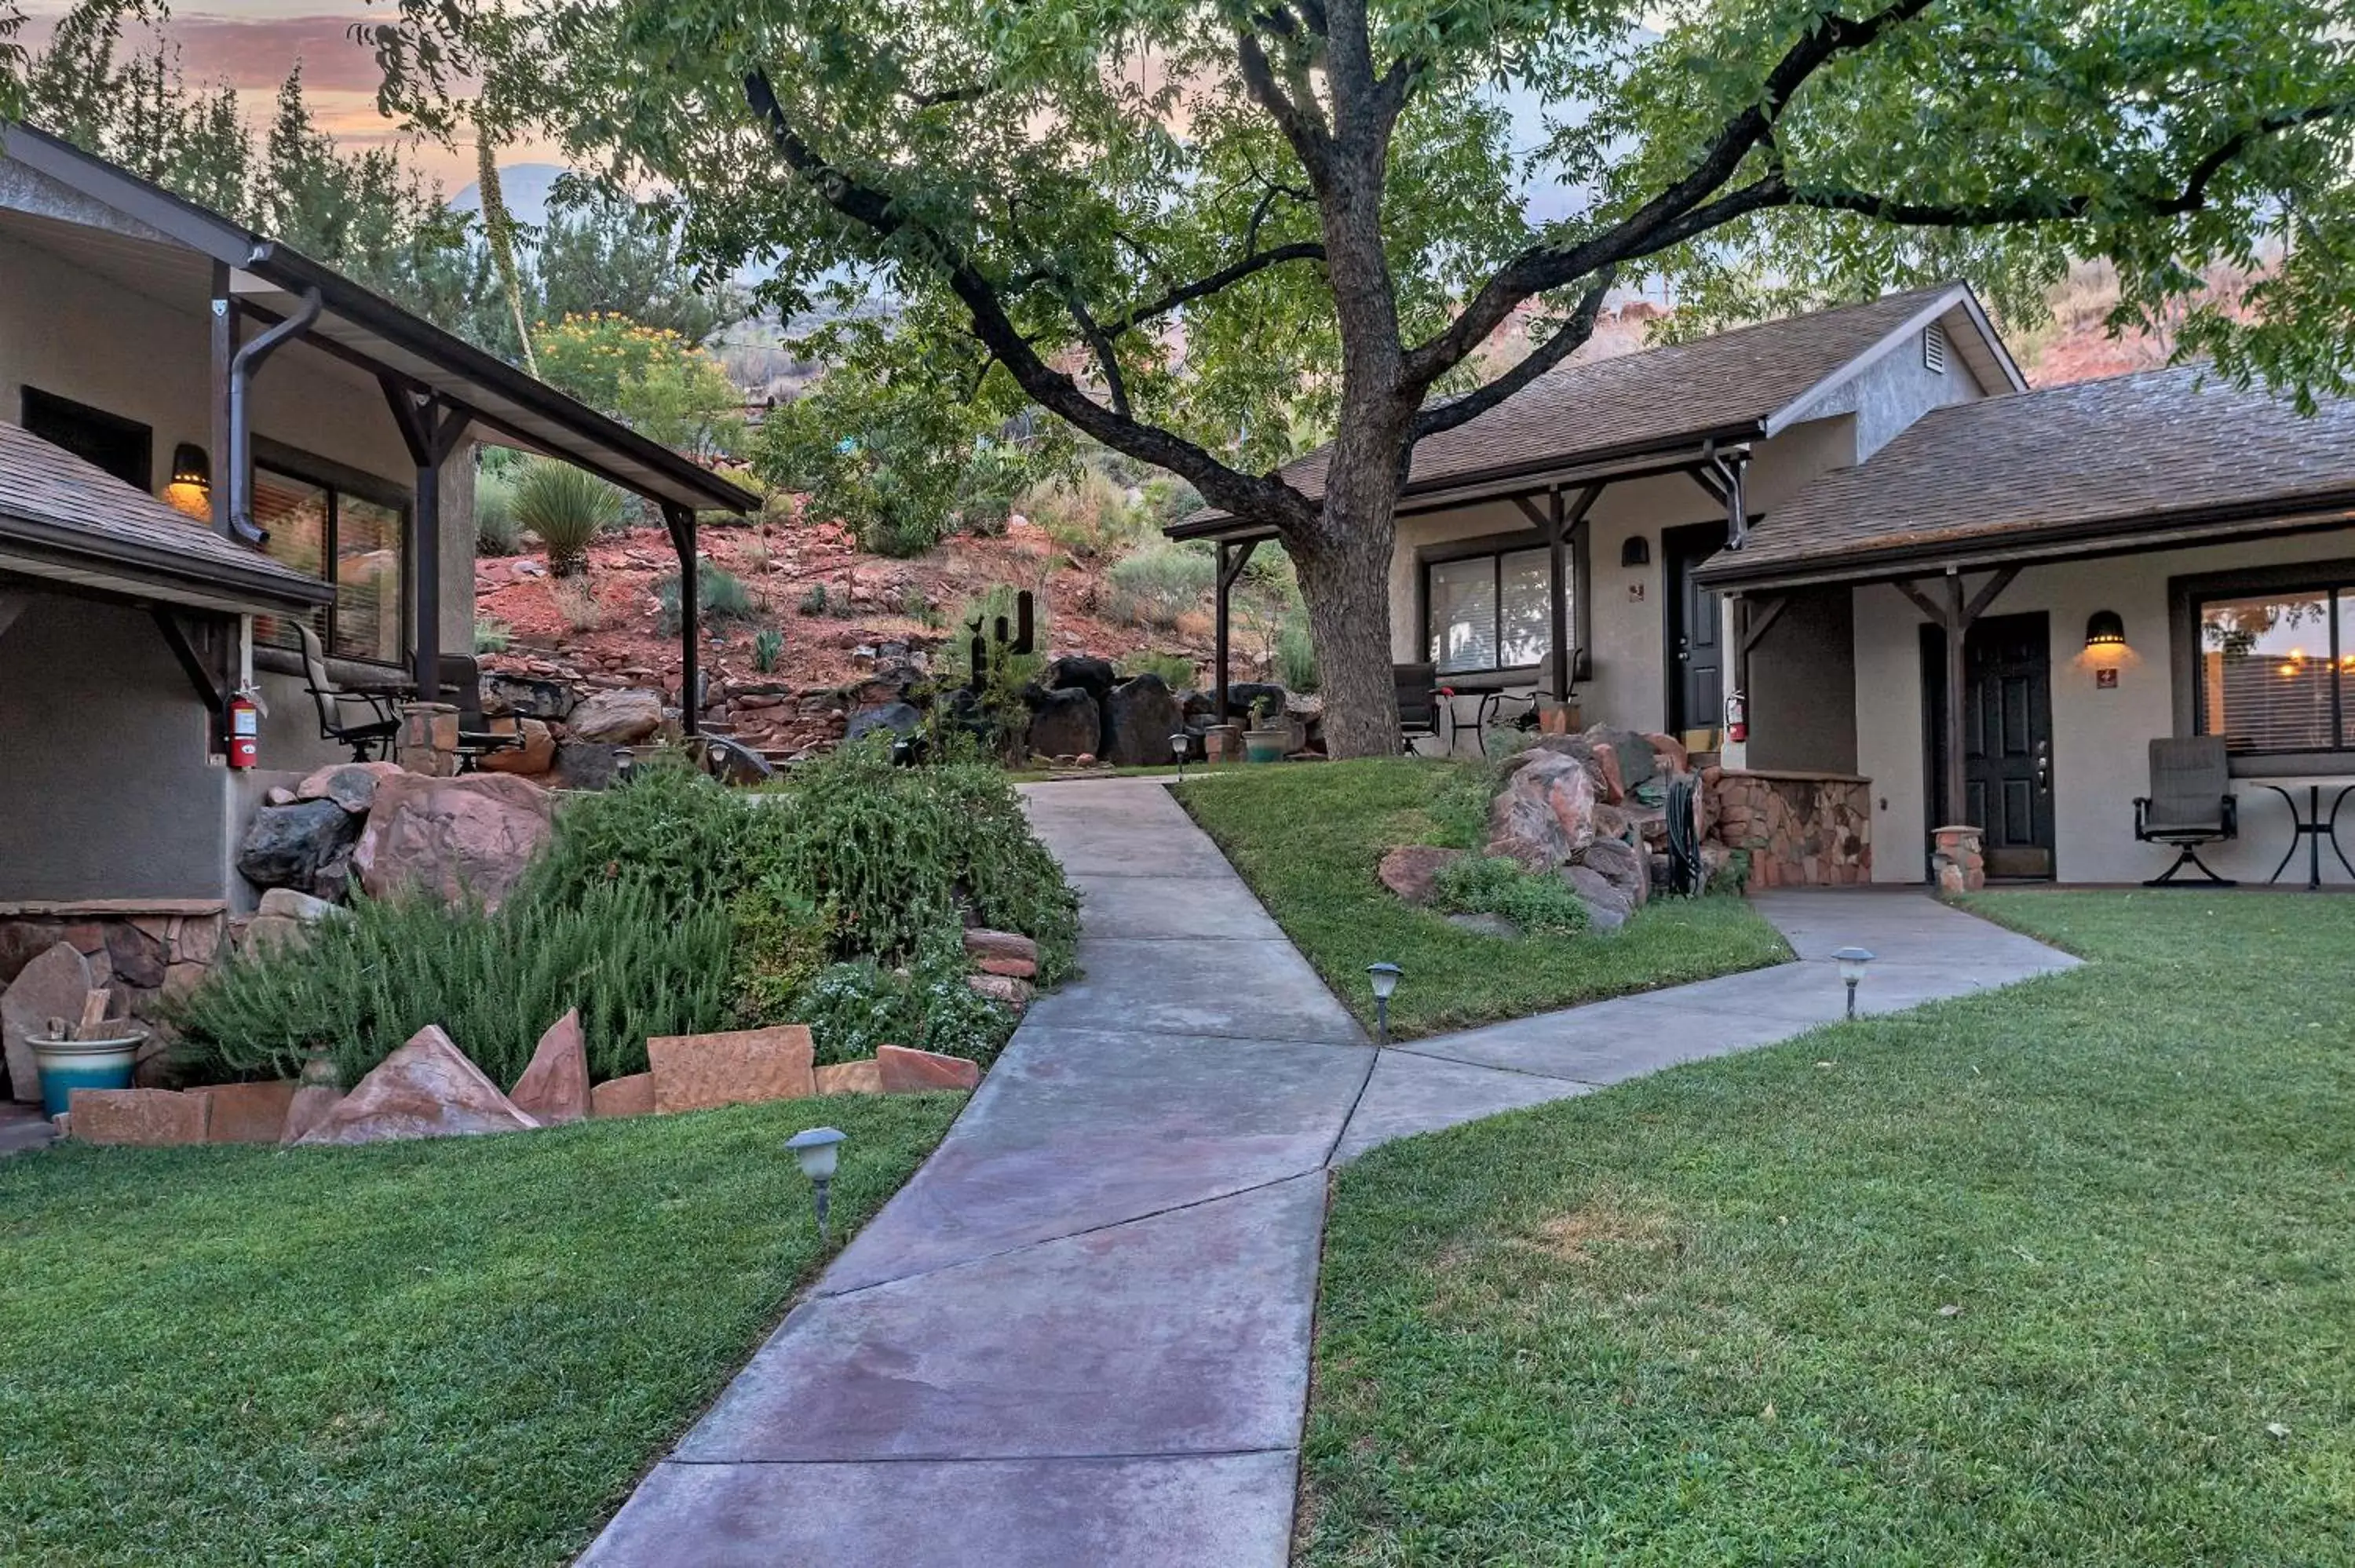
[228, 692, 261, 768]
[1725, 688, 1748, 745]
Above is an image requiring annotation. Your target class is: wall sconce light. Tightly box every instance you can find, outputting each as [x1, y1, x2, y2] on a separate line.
[1620, 536, 1651, 568]
[2083, 610, 2125, 652]
[163, 443, 214, 521]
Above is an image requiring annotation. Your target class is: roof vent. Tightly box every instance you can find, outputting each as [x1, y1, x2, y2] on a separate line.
[1922, 322, 1949, 374]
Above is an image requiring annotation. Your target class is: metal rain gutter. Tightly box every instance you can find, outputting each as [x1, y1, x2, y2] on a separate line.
[225, 284, 321, 545]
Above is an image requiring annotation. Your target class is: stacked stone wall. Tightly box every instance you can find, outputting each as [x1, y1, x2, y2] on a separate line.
[1704, 769, 1872, 888]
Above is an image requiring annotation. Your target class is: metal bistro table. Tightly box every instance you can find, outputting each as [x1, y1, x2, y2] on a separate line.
[2244, 775, 2355, 890]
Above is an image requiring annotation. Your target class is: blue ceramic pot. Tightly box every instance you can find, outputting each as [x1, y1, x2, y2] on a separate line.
[34, 1034, 143, 1118]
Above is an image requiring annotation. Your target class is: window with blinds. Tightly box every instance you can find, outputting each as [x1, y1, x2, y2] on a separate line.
[1426, 547, 1557, 676]
[2196, 583, 2355, 753]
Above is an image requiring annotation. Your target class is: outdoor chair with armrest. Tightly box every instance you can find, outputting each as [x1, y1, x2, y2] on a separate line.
[2134, 735, 2239, 886]
[438, 654, 526, 772]
[1396, 662, 1451, 757]
[297, 624, 402, 762]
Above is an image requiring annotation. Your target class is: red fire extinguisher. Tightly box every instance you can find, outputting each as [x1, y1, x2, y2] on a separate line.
[1725, 688, 1748, 745]
[228, 694, 260, 768]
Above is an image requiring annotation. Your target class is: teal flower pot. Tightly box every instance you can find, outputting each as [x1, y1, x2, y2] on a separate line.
[34, 1032, 144, 1118]
[1243, 728, 1290, 764]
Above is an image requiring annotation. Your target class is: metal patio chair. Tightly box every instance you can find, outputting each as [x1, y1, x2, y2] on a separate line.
[2134, 735, 2238, 886]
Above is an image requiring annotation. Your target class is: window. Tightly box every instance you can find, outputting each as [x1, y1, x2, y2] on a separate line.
[253, 461, 408, 665]
[22, 388, 152, 489]
[1426, 546, 1558, 676]
[2193, 580, 2355, 753]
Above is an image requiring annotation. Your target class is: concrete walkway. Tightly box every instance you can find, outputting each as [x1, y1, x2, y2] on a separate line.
[584, 779, 2075, 1566]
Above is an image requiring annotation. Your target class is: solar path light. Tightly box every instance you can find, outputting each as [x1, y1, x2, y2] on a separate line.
[1367, 961, 1402, 1045]
[1833, 946, 1875, 1019]
[785, 1126, 848, 1240]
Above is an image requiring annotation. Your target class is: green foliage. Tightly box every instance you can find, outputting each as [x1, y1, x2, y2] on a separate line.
[511, 459, 625, 574]
[901, 585, 944, 627]
[168, 881, 736, 1088]
[474, 468, 522, 555]
[1123, 651, 1197, 689]
[1276, 616, 1319, 693]
[535, 312, 747, 460]
[798, 582, 831, 616]
[533, 191, 746, 346]
[473, 617, 512, 655]
[938, 586, 1048, 755]
[1024, 468, 1150, 559]
[1431, 854, 1590, 937]
[656, 562, 761, 634]
[1105, 542, 1215, 629]
[791, 932, 1017, 1066]
[752, 627, 784, 672]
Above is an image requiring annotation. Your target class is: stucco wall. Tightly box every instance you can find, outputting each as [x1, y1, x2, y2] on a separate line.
[0, 592, 238, 899]
[1774, 312, 1995, 461]
[1743, 585, 1858, 772]
[1852, 526, 2355, 884]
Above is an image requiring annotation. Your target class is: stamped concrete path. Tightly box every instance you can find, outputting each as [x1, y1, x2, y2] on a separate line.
[584, 779, 2075, 1566]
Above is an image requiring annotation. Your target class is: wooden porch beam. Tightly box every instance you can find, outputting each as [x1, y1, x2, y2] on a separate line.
[382, 382, 470, 703]
[1214, 538, 1260, 723]
[1739, 593, 1787, 653]
[663, 503, 701, 737]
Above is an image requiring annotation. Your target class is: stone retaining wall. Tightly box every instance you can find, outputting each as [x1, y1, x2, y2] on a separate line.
[1704, 768, 1872, 888]
[0, 901, 231, 1088]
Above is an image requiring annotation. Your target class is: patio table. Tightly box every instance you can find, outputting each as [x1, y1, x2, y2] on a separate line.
[2241, 775, 2355, 889]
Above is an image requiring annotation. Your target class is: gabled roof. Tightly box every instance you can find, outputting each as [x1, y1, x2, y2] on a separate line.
[1696, 366, 2355, 590]
[0, 421, 334, 614]
[1171, 283, 2021, 536]
[0, 121, 757, 516]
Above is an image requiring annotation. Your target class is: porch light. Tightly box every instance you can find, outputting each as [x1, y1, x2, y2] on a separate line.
[1367, 961, 1403, 1045]
[2083, 610, 2124, 651]
[1620, 536, 1651, 567]
[1833, 946, 1874, 1019]
[170, 443, 211, 489]
[785, 1126, 848, 1239]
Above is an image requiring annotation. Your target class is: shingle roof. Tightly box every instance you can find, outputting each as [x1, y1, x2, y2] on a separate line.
[1177, 284, 1984, 532]
[1696, 366, 2355, 587]
[0, 421, 333, 610]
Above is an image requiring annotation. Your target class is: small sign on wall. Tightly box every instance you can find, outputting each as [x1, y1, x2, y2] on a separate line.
[2097, 667, 2119, 690]
[1628, 582, 1646, 602]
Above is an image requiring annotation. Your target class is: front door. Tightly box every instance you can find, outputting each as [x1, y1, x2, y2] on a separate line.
[1923, 611, 2057, 880]
[1662, 523, 1725, 735]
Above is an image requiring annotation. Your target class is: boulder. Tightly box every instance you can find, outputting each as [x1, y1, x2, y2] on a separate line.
[2, 942, 95, 1104]
[482, 670, 579, 721]
[876, 1043, 983, 1092]
[1486, 750, 1598, 871]
[962, 929, 1039, 979]
[479, 718, 558, 776]
[510, 1009, 591, 1125]
[240, 913, 314, 958]
[103, 923, 167, 990]
[1561, 864, 1632, 930]
[236, 799, 364, 892]
[191, 1080, 298, 1144]
[1378, 845, 1465, 905]
[1580, 836, 1650, 907]
[295, 760, 407, 815]
[1024, 685, 1100, 760]
[1587, 724, 1659, 792]
[1104, 673, 1185, 767]
[279, 1055, 343, 1144]
[1225, 682, 1289, 724]
[647, 1024, 816, 1114]
[591, 1072, 657, 1118]
[68, 1087, 210, 1146]
[259, 887, 344, 924]
[1046, 654, 1117, 709]
[1644, 731, 1690, 775]
[352, 772, 554, 910]
[966, 973, 1035, 1006]
[844, 701, 923, 746]
[553, 739, 624, 791]
[696, 734, 775, 786]
[295, 1026, 540, 1145]
[568, 687, 666, 744]
[815, 1059, 884, 1095]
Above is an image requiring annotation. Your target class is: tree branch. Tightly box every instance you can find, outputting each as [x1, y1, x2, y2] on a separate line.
[1411, 269, 1616, 443]
[742, 68, 1313, 529]
[1101, 240, 1326, 335]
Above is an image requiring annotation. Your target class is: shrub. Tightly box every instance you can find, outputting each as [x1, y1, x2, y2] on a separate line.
[792, 932, 1013, 1066]
[475, 471, 523, 555]
[798, 582, 830, 617]
[1123, 651, 1196, 688]
[475, 618, 513, 655]
[1432, 854, 1590, 937]
[752, 628, 784, 672]
[902, 585, 942, 627]
[553, 579, 605, 632]
[1276, 615, 1318, 692]
[1105, 542, 1214, 629]
[1024, 469, 1145, 559]
[656, 563, 761, 634]
[167, 881, 736, 1088]
[513, 459, 625, 575]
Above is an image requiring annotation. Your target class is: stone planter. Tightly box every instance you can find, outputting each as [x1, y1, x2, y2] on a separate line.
[1536, 699, 1583, 735]
[1200, 724, 1244, 763]
[33, 1026, 145, 1118]
[1243, 727, 1290, 764]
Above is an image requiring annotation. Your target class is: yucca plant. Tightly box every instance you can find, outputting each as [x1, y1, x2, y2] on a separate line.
[512, 459, 623, 577]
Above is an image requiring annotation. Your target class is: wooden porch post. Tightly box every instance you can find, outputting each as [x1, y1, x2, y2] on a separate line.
[1214, 538, 1258, 723]
[663, 504, 701, 737]
[1517, 483, 1603, 702]
[207, 264, 235, 542]
[382, 382, 468, 702]
[1893, 566, 2021, 825]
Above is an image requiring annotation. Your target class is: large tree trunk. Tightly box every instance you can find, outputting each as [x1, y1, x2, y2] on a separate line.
[1289, 442, 1404, 759]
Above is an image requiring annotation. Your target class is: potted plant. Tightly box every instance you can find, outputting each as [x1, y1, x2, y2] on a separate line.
[32, 1018, 146, 1118]
[1243, 695, 1291, 763]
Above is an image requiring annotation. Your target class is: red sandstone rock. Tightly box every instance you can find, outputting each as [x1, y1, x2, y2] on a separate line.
[192, 1079, 298, 1143]
[1377, 845, 1465, 905]
[962, 929, 1039, 968]
[479, 717, 558, 777]
[70, 1087, 210, 1146]
[876, 1044, 982, 1092]
[294, 760, 408, 814]
[2, 941, 94, 1106]
[647, 1024, 817, 1114]
[814, 1058, 883, 1095]
[352, 773, 554, 911]
[1645, 731, 1689, 774]
[1487, 751, 1597, 870]
[966, 973, 1035, 1006]
[295, 1026, 540, 1146]
[592, 1072, 657, 1118]
[510, 1008, 591, 1125]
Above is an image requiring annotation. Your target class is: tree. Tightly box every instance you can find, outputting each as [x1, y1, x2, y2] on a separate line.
[357, 5, 2355, 749]
[534, 190, 745, 345]
[535, 312, 747, 458]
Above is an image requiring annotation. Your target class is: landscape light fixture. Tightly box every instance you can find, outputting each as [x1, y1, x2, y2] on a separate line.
[785, 1126, 849, 1240]
[1832, 946, 1875, 1019]
[1367, 961, 1403, 1045]
[2083, 610, 2126, 651]
[1170, 731, 1189, 780]
[170, 443, 211, 490]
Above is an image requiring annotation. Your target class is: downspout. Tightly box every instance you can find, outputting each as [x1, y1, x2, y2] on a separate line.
[225, 286, 323, 545]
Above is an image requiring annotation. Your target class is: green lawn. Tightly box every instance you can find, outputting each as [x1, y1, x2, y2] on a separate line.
[1174, 757, 1789, 1037]
[1302, 893, 2355, 1564]
[0, 1094, 962, 1566]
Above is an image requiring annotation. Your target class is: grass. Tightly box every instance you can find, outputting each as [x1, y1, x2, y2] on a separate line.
[1302, 892, 2355, 1564]
[1173, 758, 1789, 1036]
[0, 1094, 963, 1566]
